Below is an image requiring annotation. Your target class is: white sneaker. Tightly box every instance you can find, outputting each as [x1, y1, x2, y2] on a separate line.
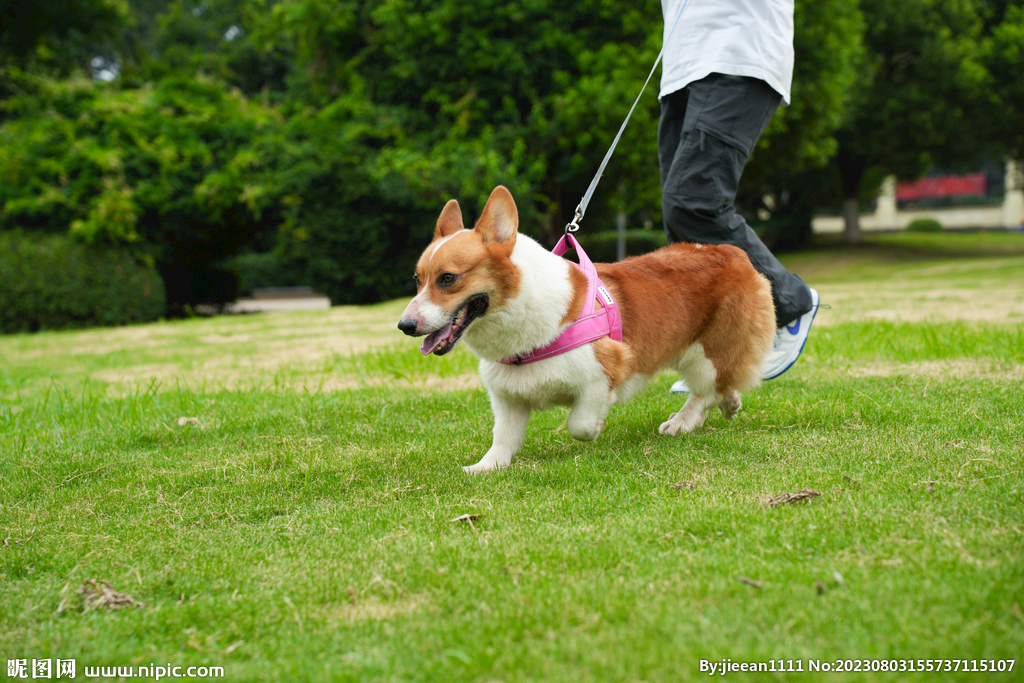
[670, 380, 690, 394]
[762, 288, 820, 380]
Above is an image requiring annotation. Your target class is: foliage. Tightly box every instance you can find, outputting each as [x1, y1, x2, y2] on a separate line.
[2, 0, 1021, 314]
[0, 76, 277, 306]
[244, 98, 440, 305]
[579, 229, 667, 264]
[133, 0, 292, 97]
[0, 231, 164, 333]
[906, 217, 944, 233]
[225, 251, 291, 295]
[217, 94, 509, 306]
[743, 0, 866, 205]
[248, 0, 869, 250]
[833, 0, 993, 242]
[751, 213, 815, 252]
[0, 0, 130, 77]
[254, 1, 566, 243]
[981, 1, 1024, 161]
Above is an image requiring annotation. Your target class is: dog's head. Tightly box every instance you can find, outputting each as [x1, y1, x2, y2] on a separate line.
[397, 186, 521, 355]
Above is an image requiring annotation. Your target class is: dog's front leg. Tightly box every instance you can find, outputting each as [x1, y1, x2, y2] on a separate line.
[463, 392, 530, 474]
[566, 380, 612, 441]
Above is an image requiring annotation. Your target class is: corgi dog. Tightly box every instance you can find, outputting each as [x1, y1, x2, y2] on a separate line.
[398, 186, 775, 473]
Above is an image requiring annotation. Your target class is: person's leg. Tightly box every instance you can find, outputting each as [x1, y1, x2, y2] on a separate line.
[658, 73, 812, 326]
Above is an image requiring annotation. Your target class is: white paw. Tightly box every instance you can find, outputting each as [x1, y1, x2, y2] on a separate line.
[658, 415, 697, 436]
[568, 419, 605, 442]
[462, 457, 509, 474]
[658, 419, 681, 436]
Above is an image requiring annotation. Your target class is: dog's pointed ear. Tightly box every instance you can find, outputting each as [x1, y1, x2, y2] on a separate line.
[474, 186, 518, 247]
[434, 199, 464, 240]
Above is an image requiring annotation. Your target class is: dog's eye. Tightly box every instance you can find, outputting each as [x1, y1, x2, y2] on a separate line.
[439, 273, 457, 285]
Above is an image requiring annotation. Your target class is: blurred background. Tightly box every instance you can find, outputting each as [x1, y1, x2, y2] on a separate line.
[1, 0, 1022, 331]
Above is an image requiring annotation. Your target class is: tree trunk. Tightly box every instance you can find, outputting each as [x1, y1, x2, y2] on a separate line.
[837, 147, 866, 244]
[542, 180, 564, 248]
[616, 210, 627, 261]
[842, 197, 861, 244]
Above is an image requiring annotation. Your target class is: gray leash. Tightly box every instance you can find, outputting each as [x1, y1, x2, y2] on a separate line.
[565, 0, 693, 234]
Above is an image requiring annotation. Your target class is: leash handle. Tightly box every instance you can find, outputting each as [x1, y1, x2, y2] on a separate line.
[566, 0, 692, 234]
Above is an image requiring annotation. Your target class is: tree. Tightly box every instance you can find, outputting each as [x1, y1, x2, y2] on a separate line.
[0, 0, 909, 312]
[981, 1, 1024, 162]
[258, 0, 656, 245]
[255, 0, 867, 247]
[739, 0, 866, 246]
[0, 77, 277, 307]
[0, 0, 129, 76]
[126, 0, 292, 96]
[833, 0, 990, 243]
[232, 95, 443, 305]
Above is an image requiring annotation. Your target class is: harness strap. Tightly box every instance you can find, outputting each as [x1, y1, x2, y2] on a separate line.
[498, 234, 622, 366]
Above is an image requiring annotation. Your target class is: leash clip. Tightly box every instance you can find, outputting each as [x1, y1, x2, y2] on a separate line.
[564, 206, 583, 235]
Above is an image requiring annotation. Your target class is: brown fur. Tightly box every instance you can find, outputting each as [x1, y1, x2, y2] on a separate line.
[415, 193, 521, 311]
[434, 199, 464, 240]
[403, 186, 776, 472]
[414, 186, 772, 405]
[591, 336, 631, 391]
[595, 243, 775, 392]
[560, 266, 589, 327]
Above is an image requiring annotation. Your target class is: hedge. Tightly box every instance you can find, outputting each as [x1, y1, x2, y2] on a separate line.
[0, 78, 277, 310]
[0, 232, 165, 333]
[906, 218, 943, 233]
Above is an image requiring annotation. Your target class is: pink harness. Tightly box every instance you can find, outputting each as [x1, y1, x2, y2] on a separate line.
[499, 234, 623, 366]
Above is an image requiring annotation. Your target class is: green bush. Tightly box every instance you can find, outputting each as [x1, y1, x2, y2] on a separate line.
[0, 77, 277, 309]
[906, 218, 943, 233]
[226, 251, 297, 296]
[231, 99, 447, 305]
[578, 229, 668, 263]
[0, 232, 165, 333]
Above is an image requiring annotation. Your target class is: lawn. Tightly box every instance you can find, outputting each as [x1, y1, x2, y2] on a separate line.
[2, 232, 1022, 682]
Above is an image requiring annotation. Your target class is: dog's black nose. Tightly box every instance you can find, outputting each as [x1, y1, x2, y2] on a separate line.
[397, 318, 419, 336]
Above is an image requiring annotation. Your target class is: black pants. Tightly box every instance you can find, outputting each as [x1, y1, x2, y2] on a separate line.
[659, 73, 812, 327]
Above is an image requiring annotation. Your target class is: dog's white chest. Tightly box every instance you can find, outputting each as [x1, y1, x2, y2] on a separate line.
[477, 345, 607, 409]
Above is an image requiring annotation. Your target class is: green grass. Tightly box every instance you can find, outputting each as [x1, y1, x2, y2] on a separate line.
[2, 235, 1023, 682]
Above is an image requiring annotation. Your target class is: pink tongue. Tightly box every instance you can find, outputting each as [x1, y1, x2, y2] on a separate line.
[420, 320, 455, 355]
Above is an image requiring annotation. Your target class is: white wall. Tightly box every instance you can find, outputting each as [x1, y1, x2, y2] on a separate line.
[813, 160, 1024, 234]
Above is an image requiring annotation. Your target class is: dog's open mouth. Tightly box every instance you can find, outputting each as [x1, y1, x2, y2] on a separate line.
[420, 294, 489, 356]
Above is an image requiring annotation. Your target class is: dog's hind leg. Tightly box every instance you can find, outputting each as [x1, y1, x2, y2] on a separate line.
[719, 389, 741, 419]
[464, 392, 530, 474]
[660, 342, 720, 436]
[659, 391, 719, 435]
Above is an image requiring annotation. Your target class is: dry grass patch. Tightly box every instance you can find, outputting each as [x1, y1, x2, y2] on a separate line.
[817, 281, 1024, 326]
[842, 359, 1024, 380]
[317, 597, 425, 625]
